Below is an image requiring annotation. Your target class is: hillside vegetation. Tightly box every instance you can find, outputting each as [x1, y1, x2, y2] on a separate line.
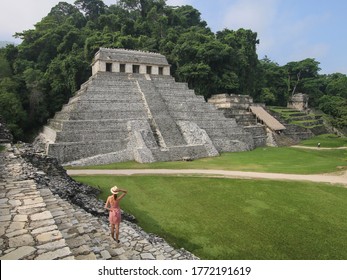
[0, 0, 346, 141]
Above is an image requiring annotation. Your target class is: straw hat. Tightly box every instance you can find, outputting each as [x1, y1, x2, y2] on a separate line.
[110, 186, 119, 194]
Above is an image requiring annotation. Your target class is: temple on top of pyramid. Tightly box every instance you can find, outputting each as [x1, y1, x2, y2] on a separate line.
[36, 48, 266, 166]
[92, 48, 171, 76]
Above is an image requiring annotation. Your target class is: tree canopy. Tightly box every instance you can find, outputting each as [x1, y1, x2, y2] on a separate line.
[0, 0, 346, 140]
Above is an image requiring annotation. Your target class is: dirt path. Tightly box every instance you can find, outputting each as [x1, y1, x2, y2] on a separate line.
[291, 145, 347, 150]
[67, 168, 347, 186]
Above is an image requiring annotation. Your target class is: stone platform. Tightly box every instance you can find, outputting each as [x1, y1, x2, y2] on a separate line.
[0, 145, 197, 260]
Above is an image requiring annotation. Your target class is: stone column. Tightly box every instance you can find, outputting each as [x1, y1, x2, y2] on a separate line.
[163, 66, 170, 76]
[139, 65, 147, 74]
[152, 66, 159, 75]
[125, 64, 132, 73]
[113, 62, 120, 73]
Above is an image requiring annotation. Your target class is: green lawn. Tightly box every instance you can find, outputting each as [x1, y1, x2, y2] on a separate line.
[67, 146, 347, 174]
[73, 175, 347, 260]
[299, 134, 347, 148]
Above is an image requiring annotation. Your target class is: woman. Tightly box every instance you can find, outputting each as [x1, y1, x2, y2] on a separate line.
[104, 186, 128, 242]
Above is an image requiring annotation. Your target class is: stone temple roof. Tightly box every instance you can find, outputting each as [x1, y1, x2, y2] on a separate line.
[95, 48, 169, 66]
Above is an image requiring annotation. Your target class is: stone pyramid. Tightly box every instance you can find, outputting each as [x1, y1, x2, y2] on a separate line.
[38, 48, 255, 165]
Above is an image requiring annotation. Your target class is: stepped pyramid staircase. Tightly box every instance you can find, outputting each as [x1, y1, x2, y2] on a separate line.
[38, 72, 254, 165]
[207, 94, 268, 147]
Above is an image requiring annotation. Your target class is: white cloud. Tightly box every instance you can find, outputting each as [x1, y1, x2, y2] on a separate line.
[222, 0, 279, 54]
[290, 42, 330, 62]
[221, 0, 333, 69]
[223, 0, 279, 32]
[272, 13, 331, 64]
[0, 0, 76, 42]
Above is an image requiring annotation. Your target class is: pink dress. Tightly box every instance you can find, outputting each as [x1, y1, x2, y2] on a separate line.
[108, 198, 121, 225]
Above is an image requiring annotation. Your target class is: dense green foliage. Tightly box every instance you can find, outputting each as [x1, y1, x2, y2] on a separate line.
[73, 175, 347, 259]
[0, 0, 346, 140]
[259, 58, 347, 129]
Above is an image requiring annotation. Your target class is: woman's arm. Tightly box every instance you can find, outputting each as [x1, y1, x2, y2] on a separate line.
[117, 189, 128, 201]
[104, 197, 110, 210]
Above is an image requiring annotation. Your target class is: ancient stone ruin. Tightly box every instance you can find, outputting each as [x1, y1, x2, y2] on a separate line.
[208, 93, 284, 146]
[287, 93, 309, 111]
[37, 48, 257, 165]
[207, 92, 329, 146]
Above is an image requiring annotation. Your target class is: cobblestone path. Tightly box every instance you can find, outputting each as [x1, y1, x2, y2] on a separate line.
[0, 145, 197, 260]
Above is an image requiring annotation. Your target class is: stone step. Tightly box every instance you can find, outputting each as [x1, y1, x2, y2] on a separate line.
[64, 101, 146, 112]
[0, 160, 74, 260]
[56, 129, 126, 142]
[48, 119, 130, 132]
[137, 79, 187, 147]
[54, 110, 148, 121]
[48, 139, 129, 163]
[38, 188, 128, 260]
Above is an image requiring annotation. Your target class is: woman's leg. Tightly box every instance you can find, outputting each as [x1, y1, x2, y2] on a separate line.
[110, 224, 115, 239]
[115, 223, 120, 242]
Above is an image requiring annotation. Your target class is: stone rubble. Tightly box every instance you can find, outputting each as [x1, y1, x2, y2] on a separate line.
[0, 144, 198, 260]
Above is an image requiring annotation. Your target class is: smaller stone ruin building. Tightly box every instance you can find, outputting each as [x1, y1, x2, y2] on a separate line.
[37, 48, 260, 165]
[287, 93, 309, 111]
[208, 93, 286, 146]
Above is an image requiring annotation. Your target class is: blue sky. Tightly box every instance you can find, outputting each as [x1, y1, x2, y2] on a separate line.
[1, 0, 346, 74]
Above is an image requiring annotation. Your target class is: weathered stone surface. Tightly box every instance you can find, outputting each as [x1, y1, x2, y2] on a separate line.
[31, 224, 58, 235]
[8, 221, 26, 231]
[75, 252, 97, 260]
[30, 211, 53, 221]
[9, 234, 35, 248]
[8, 200, 21, 207]
[100, 250, 112, 260]
[35, 247, 72, 260]
[141, 253, 156, 260]
[72, 245, 90, 255]
[23, 197, 44, 205]
[29, 218, 55, 229]
[0, 246, 36, 260]
[36, 230, 63, 244]
[5, 229, 28, 238]
[13, 214, 28, 222]
[36, 239, 67, 251]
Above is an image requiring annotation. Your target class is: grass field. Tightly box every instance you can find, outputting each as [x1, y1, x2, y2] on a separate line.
[71, 136, 347, 259]
[299, 134, 347, 148]
[73, 175, 347, 260]
[67, 146, 347, 174]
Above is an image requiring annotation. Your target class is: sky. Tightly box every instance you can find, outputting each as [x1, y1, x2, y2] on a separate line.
[0, 0, 346, 74]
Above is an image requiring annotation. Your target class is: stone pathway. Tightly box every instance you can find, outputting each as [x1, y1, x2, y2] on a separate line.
[0, 145, 198, 260]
